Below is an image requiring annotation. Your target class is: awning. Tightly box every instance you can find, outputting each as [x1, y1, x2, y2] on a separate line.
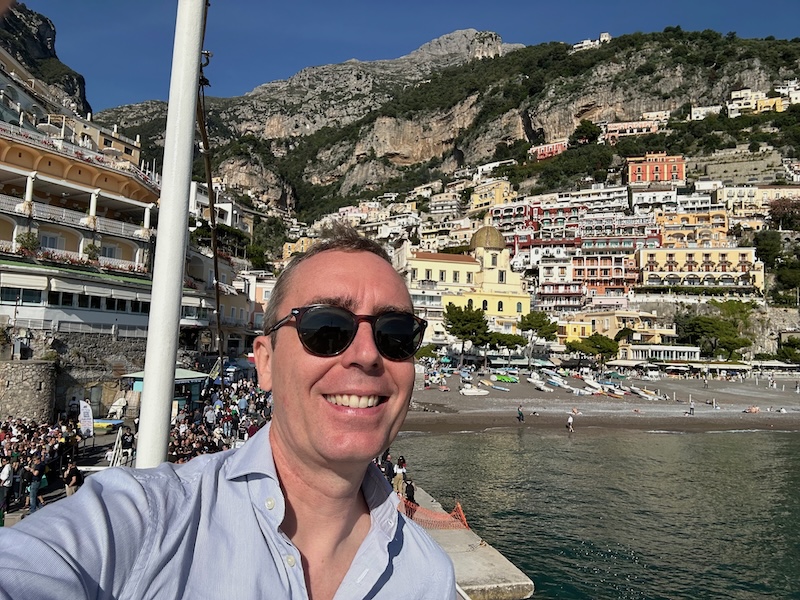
[122, 367, 210, 384]
[0, 272, 48, 290]
[606, 359, 649, 368]
[50, 278, 84, 294]
[111, 289, 138, 300]
[181, 296, 202, 307]
[137, 292, 152, 302]
[83, 284, 112, 297]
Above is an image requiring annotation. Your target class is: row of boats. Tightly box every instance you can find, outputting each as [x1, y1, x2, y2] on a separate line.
[458, 367, 668, 400]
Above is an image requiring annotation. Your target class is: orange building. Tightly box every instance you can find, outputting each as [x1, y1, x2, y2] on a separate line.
[625, 152, 686, 186]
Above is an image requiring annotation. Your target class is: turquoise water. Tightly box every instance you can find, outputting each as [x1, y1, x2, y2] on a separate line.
[394, 428, 800, 599]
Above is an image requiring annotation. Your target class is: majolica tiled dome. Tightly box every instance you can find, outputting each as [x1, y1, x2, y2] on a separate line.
[469, 225, 505, 251]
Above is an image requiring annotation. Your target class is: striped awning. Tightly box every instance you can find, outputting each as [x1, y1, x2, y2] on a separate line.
[1, 272, 49, 290]
[50, 278, 84, 294]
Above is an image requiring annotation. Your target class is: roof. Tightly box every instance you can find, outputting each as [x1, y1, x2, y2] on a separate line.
[469, 226, 506, 251]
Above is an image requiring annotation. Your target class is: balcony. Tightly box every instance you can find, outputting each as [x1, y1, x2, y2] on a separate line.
[0, 193, 150, 242]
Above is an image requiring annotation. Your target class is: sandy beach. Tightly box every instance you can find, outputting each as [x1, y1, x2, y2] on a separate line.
[403, 373, 800, 435]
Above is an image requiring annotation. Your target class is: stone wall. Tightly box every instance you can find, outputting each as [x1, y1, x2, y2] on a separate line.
[0, 328, 149, 418]
[0, 360, 56, 421]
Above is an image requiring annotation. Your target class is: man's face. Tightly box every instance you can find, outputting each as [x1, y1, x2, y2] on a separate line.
[253, 250, 416, 468]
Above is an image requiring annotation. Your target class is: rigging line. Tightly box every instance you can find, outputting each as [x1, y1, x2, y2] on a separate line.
[196, 50, 226, 386]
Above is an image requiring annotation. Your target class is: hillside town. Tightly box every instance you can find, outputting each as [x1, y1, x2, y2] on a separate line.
[0, 35, 800, 419]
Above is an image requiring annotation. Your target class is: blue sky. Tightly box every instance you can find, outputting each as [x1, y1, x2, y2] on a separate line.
[21, 0, 800, 112]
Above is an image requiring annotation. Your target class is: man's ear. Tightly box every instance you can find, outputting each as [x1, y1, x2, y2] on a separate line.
[253, 335, 273, 392]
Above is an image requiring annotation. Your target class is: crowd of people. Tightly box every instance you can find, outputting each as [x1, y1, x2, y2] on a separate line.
[0, 415, 86, 515]
[166, 379, 272, 464]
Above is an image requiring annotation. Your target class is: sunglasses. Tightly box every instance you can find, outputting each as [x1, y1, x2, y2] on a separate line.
[267, 304, 427, 361]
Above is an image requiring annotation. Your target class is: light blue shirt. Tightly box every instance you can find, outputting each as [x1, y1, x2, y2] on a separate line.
[0, 423, 456, 599]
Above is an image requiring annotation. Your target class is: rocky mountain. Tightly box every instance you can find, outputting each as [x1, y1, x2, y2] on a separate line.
[4, 4, 800, 222]
[0, 2, 91, 115]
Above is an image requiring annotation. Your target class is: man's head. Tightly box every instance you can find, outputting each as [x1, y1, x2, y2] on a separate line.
[254, 225, 424, 469]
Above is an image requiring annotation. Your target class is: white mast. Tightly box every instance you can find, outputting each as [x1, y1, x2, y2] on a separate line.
[136, 0, 205, 468]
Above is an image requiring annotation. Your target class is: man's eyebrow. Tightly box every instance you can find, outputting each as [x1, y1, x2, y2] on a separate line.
[305, 297, 412, 314]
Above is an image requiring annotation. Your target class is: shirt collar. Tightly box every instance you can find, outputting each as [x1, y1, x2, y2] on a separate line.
[225, 422, 399, 538]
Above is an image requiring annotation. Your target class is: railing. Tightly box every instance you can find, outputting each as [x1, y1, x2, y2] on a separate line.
[0, 193, 149, 242]
[0, 120, 160, 192]
[12, 318, 53, 330]
[98, 256, 141, 271]
[57, 321, 114, 334]
[117, 325, 148, 339]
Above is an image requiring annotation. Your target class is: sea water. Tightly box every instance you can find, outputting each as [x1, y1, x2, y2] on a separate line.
[394, 427, 800, 599]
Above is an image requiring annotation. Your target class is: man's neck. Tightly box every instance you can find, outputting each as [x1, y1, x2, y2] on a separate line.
[270, 428, 373, 599]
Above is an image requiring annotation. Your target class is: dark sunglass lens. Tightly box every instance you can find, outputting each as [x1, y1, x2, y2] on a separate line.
[375, 313, 422, 360]
[297, 307, 355, 356]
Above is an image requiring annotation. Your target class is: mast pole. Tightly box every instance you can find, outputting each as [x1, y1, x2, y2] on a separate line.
[136, 0, 206, 468]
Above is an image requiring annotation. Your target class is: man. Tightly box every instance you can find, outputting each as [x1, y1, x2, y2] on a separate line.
[62, 460, 83, 497]
[0, 456, 12, 513]
[120, 426, 135, 458]
[0, 227, 455, 599]
[28, 454, 46, 513]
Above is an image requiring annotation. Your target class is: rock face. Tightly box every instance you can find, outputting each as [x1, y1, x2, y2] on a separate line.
[0, 3, 91, 115]
[5, 6, 800, 217]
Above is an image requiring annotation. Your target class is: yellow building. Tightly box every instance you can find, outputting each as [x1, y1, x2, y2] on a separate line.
[282, 236, 316, 260]
[635, 246, 764, 292]
[656, 210, 730, 248]
[557, 309, 676, 346]
[403, 226, 530, 342]
[467, 180, 517, 216]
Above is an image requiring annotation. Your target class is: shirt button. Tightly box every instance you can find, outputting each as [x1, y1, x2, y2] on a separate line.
[286, 555, 296, 567]
[265, 497, 275, 510]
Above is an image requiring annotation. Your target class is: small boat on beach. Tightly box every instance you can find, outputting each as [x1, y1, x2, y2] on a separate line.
[459, 384, 489, 396]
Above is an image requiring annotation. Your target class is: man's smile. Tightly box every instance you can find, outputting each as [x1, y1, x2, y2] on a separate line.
[324, 394, 387, 408]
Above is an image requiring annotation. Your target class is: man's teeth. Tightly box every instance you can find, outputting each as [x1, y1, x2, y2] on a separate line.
[325, 394, 380, 408]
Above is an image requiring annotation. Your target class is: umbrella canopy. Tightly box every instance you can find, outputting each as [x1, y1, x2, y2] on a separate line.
[122, 368, 210, 384]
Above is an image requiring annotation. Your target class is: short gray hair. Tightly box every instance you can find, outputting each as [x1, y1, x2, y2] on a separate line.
[263, 223, 391, 338]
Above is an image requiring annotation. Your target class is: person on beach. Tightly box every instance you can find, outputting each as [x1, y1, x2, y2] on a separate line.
[517, 405, 525, 422]
[393, 455, 407, 494]
[0, 225, 455, 599]
[567, 414, 574, 432]
[689, 399, 695, 416]
[405, 478, 419, 519]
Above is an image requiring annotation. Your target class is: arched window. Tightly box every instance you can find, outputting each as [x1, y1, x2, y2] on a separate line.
[482, 300, 488, 311]
[498, 301, 504, 311]
[467, 299, 474, 309]
[516, 302, 523, 313]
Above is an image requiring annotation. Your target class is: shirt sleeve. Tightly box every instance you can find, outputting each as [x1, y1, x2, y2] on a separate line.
[0, 467, 154, 600]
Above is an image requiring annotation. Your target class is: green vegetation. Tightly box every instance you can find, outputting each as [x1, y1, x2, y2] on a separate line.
[518, 311, 557, 341]
[443, 303, 490, 359]
[565, 333, 619, 364]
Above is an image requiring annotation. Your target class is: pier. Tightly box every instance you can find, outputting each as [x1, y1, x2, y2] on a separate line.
[415, 486, 534, 600]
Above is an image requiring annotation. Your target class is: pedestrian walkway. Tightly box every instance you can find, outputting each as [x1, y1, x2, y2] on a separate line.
[413, 486, 534, 600]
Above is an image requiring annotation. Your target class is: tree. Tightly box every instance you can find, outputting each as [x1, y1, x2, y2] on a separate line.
[569, 119, 602, 145]
[565, 333, 618, 368]
[487, 332, 528, 366]
[443, 303, 490, 365]
[753, 230, 783, 269]
[518, 311, 557, 340]
[679, 315, 751, 358]
[518, 311, 557, 368]
[769, 198, 800, 231]
[614, 327, 636, 343]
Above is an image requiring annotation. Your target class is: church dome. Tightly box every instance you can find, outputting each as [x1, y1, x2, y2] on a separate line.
[469, 226, 506, 251]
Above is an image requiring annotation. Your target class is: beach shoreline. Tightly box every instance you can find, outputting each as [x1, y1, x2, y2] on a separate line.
[402, 374, 800, 435]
